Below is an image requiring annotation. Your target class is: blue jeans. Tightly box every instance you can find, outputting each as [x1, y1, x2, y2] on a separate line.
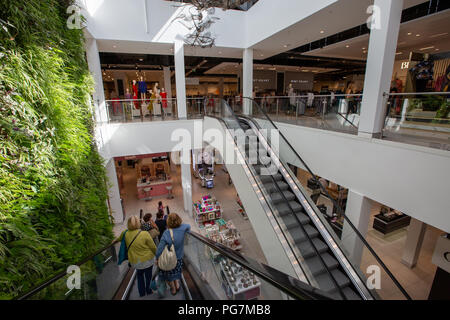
[137, 265, 153, 297]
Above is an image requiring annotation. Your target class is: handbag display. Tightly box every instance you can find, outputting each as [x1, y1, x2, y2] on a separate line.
[158, 229, 177, 271]
[117, 230, 142, 265]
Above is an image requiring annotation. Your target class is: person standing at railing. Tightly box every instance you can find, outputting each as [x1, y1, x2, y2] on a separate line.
[116, 216, 157, 297]
[155, 213, 191, 296]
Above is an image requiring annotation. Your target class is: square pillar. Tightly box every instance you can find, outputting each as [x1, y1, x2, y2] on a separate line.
[163, 66, 173, 114]
[84, 36, 108, 123]
[401, 218, 427, 268]
[243, 48, 253, 115]
[180, 150, 193, 216]
[358, 0, 403, 137]
[342, 190, 374, 265]
[105, 159, 124, 224]
[174, 41, 187, 119]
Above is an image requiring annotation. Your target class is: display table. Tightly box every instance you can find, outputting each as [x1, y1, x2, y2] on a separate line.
[219, 258, 260, 300]
[203, 219, 242, 251]
[193, 195, 222, 227]
[137, 179, 173, 199]
[373, 212, 411, 234]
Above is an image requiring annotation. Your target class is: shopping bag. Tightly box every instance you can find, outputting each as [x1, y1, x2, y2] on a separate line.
[117, 230, 128, 265]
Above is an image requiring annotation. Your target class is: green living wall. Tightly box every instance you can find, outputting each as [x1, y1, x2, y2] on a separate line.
[0, 1, 113, 299]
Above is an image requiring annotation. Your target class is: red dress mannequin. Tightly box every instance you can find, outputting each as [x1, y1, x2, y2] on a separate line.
[160, 90, 167, 109]
[132, 80, 139, 109]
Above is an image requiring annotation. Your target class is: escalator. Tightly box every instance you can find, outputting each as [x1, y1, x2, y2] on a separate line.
[204, 98, 411, 300]
[16, 231, 332, 301]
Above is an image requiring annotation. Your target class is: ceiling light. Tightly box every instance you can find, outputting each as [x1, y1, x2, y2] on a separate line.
[218, 51, 222, 54]
[430, 32, 448, 38]
[396, 52, 403, 55]
[320, 30, 325, 34]
[362, 47, 366, 50]
[420, 46, 435, 51]
[283, 45, 288, 48]
[260, 54, 264, 57]
[139, 58, 143, 61]
[435, 48, 440, 51]
[407, 32, 412, 36]
[113, 45, 117, 48]
[363, 50, 367, 53]
[415, 34, 420, 37]
[345, 45, 350, 48]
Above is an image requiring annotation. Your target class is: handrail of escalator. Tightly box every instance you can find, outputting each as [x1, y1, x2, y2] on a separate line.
[209, 114, 315, 287]
[336, 112, 358, 128]
[16, 241, 121, 300]
[238, 97, 412, 300]
[187, 231, 333, 300]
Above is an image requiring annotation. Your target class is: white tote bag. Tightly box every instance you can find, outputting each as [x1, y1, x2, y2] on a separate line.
[158, 229, 178, 271]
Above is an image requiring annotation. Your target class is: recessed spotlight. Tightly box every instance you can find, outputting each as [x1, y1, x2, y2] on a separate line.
[407, 32, 412, 36]
[260, 54, 264, 57]
[415, 34, 420, 37]
[345, 45, 350, 48]
[139, 58, 143, 61]
[435, 48, 440, 51]
[113, 45, 117, 48]
[362, 47, 366, 50]
[320, 30, 325, 34]
[218, 51, 222, 54]
[363, 50, 367, 53]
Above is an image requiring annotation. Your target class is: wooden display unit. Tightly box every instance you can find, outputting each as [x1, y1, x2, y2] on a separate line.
[373, 211, 411, 234]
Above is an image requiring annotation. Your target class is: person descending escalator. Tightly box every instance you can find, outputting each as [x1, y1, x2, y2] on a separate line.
[116, 216, 157, 297]
[155, 213, 191, 296]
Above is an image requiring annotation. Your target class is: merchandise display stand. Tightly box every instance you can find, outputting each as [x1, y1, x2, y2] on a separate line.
[236, 195, 248, 220]
[373, 210, 411, 234]
[203, 219, 242, 251]
[219, 258, 261, 300]
[193, 194, 222, 228]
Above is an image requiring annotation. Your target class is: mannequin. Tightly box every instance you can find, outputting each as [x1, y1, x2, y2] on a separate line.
[132, 80, 139, 109]
[160, 87, 168, 109]
[147, 89, 154, 114]
[138, 76, 147, 100]
[288, 83, 295, 108]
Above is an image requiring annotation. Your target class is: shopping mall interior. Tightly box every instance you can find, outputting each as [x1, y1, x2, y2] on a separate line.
[1, 0, 449, 303]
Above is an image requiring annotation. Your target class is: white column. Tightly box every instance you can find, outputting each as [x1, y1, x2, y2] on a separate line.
[163, 66, 173, 115]
[105, 159, 124, 224]
[84, 37, 108, 123]
[174, 41, 187, 119]
[180, 150, 193, 216]
[358, 0, 403, 137]
[243, 48, 253, 115]
[341, 190, 374, 265]
[401, 218, 427, 268]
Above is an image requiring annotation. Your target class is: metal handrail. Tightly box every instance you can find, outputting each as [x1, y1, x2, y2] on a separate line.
[16, 241, 121, 300]
[384, 92, 450, 96]
[240, 97, 412, 300]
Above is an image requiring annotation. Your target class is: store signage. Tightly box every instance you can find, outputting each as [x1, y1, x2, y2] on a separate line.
[253, 70, 276, 90]
[432, 235, 450, 273]
[186, 78, 200, 85]
[284, 71, 314, 90]
[401, 61, 410, 69]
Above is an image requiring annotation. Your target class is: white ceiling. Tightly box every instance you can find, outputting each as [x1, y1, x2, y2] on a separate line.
[302, 10, 450, 61]
[204, 62, 339, 75]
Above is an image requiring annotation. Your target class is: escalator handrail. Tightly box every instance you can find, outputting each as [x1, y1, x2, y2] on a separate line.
[238, 97, 412, 300]
[187, 231, 334, 300]
[210, 114, 315, 287]
[16, 241, 121, 300]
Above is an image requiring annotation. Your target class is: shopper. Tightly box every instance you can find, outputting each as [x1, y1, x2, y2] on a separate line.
[116, 216, 157, 297]
[141, 213, 160, 243]
[158, 201, 164, 213]
[155, 213, 191, 295]
[155, 211, 167, 241]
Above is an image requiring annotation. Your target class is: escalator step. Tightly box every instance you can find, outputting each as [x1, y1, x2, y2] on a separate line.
[275, 201, 304, 216]
[288, 224, 319, 243]
[259, 174, 283, 183]
[270, 191, 296, 203]
[342, 287, 362, 300]
[263, 181, 289, 193]
[315, 269, 351, 296]
[281, 212, 311, 228]
[304, 253, 339, 277]
[297, 238, 328, 259]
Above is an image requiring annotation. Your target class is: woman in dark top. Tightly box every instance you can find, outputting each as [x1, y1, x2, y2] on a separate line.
[154, 211, 167, 241]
